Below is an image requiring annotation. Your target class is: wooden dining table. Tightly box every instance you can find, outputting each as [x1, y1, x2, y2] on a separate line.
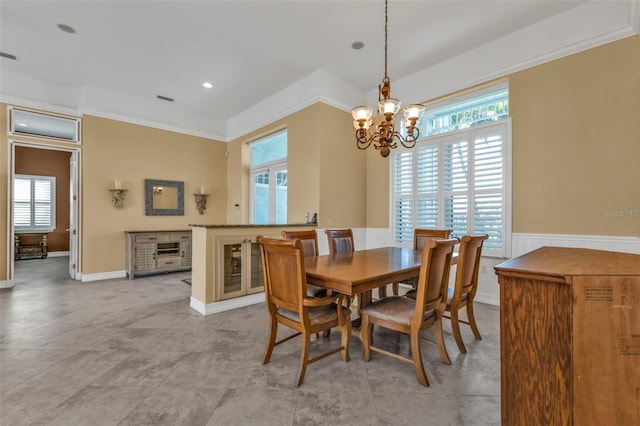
[305, 246, 457, 298]
[305, 247, 423, 299]
[304, 246, 457, 335]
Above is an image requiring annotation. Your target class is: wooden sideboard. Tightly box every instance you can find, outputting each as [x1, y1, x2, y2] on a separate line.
[495, 247, 640, 425]
[126, 230, 191, 279]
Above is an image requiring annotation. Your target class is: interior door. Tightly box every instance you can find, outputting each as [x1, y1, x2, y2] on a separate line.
[68, 151, 79, 279]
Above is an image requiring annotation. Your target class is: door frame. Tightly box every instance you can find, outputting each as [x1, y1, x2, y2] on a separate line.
[7, 139, 82, 282]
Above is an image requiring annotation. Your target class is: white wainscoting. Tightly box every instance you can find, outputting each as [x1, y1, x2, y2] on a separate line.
[512, 233, 640, 257]
[474, 233, 640, 307]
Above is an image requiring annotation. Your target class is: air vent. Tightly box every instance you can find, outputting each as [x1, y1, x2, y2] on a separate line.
[0, 52, 17, 60]
[157, 95, 174, 102]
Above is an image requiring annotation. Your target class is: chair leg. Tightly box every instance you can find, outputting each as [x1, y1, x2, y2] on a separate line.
[262, 317, 278, 364]
[410, 328, 429, 387]
[392, 282, 399, 295]
[361, 315, 373, 361]
[467, 302, 482, 341]
[434, 316, 452, 365]
[450, 308, 467, 354]
[296, 332, 311, 387]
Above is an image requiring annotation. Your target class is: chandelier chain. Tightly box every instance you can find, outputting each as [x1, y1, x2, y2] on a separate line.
[384, 0, 388, 80]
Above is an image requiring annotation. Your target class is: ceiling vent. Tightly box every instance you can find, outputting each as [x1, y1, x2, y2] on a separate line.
[0, 52, 17, 60]
[157, 95, 174, 102]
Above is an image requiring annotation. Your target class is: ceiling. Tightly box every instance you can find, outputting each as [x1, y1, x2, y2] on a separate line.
[1, 1, 638, 141]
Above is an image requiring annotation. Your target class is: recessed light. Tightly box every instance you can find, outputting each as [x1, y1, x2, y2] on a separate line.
[57, 24, 76, 34]
[202, 82, 213, 89]
[351, 41, 364, 50]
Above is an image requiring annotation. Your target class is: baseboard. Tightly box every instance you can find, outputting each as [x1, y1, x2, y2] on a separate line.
[81, 270, 127, 282]
[190, 293, 265, 316]
[0, 279, 14, 289]
[474, 293, 499, 307]
[47, 251, 70, 258]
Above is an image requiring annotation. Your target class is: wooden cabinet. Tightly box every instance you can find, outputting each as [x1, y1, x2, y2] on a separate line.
[495, 247, 640, 425]
[126, 231, 191, 279]
[15, 234, 48, 260]
[216, 235, 276, 300]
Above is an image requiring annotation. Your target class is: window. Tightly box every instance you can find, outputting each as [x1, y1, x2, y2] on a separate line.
[392, 86, 510, 258]
[14, 175, 56, 233]
[250, 131, 287, 224]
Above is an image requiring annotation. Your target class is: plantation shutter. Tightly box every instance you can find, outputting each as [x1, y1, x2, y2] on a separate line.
[14, 175, 56, 232]
[393, 151, 414, 243]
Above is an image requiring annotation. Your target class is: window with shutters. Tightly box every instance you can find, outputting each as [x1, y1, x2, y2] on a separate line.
[391, 86, 510, 258]
[13, 175, 56, 233]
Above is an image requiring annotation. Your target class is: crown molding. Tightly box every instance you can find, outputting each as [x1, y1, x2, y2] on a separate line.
[0, 95, 81, 117]
[81, 107, 226, 142]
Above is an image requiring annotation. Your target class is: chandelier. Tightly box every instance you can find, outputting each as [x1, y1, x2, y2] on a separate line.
[351, 0, 425, 158]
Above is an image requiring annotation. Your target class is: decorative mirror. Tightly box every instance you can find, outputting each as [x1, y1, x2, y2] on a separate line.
[145, 179, 184, 216]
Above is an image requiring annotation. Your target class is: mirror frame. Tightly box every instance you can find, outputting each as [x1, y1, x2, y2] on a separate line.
[145, 179, 184, 216]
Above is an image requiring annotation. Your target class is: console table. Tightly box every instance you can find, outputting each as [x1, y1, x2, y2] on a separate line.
[15, 234, 48, 260]
[495, 247, 640, 425]
[126, 230, 191, 279]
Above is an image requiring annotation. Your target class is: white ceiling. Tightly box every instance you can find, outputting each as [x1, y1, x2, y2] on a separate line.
[1, 1, 638, 141]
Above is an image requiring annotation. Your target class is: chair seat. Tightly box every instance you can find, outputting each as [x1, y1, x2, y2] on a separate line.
[360, 296, 435, 326]
[307, 284, 328, 298]
[277, 304, 350, 326]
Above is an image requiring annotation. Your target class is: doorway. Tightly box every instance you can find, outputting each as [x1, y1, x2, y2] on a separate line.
[9, 142, 81, 283]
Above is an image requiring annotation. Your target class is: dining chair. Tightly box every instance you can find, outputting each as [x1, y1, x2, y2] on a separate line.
[324, 228, 354, 254]
[324, 228, 371, 308]
[360, 238, 458, 387]
[281, 229, 326, 298]
[257, 236, 351, 387]
[392, 228, 452, 295]
[444, 234, 489, 353]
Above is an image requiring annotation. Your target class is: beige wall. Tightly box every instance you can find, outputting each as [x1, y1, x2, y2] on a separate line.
[226, 103, 364, 229]
[510, 35, 639, 236]
[366, 35, 640, 237]
[81, 115, 227, 274]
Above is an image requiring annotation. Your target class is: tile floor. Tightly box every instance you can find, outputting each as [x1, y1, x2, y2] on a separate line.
[1, 257, 501, 425]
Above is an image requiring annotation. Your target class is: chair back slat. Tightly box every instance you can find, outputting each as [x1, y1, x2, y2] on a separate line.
[258, 237, 307, 314]
[281, 230, 319, 257]
[325, 229, 354, 254]
[414, 229, 452, 251]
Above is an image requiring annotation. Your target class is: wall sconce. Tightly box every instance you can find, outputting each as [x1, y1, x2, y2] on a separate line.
[108, 189, 128, 208]
[109, 179, 127, 208]
[194, 188, 209, 214]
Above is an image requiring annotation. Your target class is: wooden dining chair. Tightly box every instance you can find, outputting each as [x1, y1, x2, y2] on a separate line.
[391, 228, 452, 295]
[257, 236, 351, 387]
[444, 234, 488, 353]
[360, 238, 458, 387]
[281, 229, 326, 298]
[324, 228, 354, 254]
[324, 228, 369, 308]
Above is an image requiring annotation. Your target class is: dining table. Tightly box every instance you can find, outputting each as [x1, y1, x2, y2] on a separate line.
[304, 246, 457, 335]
